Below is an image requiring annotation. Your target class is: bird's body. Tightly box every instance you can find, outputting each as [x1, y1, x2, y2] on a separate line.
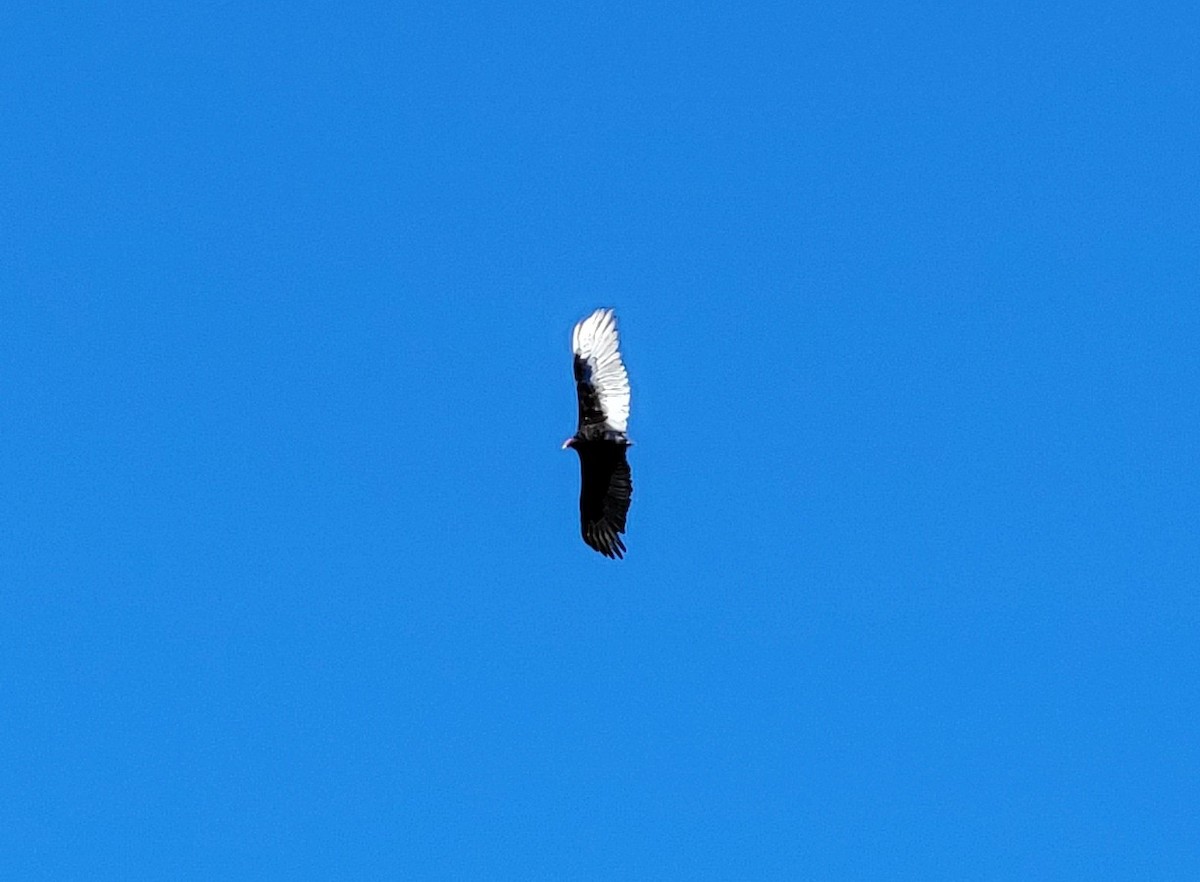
[564, 308, 633, 558]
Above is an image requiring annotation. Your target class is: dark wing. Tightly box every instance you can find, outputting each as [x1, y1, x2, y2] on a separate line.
[578, 442, 632, 559]
[571, 308, 630, 438]
[573, 355, 608, 433]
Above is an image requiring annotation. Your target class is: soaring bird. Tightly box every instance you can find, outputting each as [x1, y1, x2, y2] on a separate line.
[563, 308, 633, 558]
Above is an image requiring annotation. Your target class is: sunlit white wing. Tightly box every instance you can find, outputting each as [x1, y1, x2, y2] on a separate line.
[572, 308, 630, 434]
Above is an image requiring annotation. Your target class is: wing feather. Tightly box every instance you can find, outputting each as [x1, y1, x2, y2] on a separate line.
[577, 442, 632, 558]
[571, 308, 630, 435]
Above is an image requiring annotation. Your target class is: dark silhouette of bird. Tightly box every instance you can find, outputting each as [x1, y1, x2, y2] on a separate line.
[563, 308, 633, 558]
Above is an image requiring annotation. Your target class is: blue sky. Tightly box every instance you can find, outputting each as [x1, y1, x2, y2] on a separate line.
[2, 1, 1197, 877]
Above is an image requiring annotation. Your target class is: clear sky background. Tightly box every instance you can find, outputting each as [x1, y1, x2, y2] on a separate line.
[2, 2, 1197, 878]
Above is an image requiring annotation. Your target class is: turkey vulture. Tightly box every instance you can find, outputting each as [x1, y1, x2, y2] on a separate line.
[563, 308, 633, 558]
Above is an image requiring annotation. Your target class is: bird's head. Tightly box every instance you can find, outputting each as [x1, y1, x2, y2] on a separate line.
[561, 437, 576, 450]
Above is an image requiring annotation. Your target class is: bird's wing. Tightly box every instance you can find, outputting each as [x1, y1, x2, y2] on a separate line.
[578, 443, 632, 559]
[572, 308, 630, 436]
